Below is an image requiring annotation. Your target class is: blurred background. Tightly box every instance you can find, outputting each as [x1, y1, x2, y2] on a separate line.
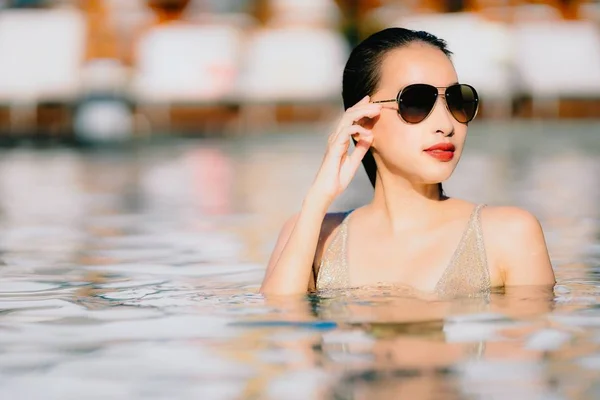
[0, 0, 598, 269]
[0, 5, 599, 397]
[0, 0, 599, 142]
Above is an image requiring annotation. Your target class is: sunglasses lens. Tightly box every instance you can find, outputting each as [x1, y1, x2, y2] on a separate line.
[398, 84, 438, 124]
[445, 84, 479, 123]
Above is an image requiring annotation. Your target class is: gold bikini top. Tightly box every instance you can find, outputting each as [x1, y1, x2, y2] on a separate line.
[316, 204, 491, 298]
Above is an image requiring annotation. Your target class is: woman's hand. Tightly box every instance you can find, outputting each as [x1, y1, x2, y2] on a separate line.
[308, 95, 381, 205]
[260, 96, 381, 296]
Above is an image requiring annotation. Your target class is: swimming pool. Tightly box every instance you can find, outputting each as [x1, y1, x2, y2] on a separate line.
[0, 120, 599, 399]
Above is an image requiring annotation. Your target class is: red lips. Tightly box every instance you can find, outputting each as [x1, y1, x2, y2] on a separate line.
[424, 143, 455, 152]
[424, 143, 455, 162]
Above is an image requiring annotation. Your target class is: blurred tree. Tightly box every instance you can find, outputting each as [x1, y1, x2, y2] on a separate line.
[556, 0, 585, 19]
[251, 0, 272, 26]
[7, 0, 48, 7]
[333, 0, 383, 47]
[146, 0, 192, 24]
[120, 0, 192, 66]
[81, 0, 120, 61]
[468, 0, 587, 20]
[447, 0, 467, 12]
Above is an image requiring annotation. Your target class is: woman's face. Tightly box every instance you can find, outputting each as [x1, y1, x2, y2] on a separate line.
[368, 43, 468, 186]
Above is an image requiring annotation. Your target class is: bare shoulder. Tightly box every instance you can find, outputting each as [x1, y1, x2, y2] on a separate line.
[480, 205, 547, 254]
[480, 205, 555, 286]
[481, 205, 544, 234]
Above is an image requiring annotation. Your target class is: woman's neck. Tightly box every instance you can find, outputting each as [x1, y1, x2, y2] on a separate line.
[369, 173, 445, 233]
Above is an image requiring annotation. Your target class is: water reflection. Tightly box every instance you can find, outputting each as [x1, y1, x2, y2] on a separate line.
[522, 153, 600, 265]
[0, 121, 599, 399]
[248, 285, 585, 400]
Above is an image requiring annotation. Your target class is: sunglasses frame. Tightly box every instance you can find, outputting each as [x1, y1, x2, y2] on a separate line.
[371, 83, 479, 124]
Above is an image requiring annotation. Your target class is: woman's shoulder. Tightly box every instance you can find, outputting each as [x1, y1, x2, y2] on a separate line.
[448, 199, 547, 257]
[486, 205, 555, 284]
[444, 198, 542, 231]
[477, 204, 546, 253]
[479, 204, 552, 282]
[480, 205, 544, 236]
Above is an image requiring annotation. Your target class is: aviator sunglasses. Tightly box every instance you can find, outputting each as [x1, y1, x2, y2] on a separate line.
[371, 83, 479, 124]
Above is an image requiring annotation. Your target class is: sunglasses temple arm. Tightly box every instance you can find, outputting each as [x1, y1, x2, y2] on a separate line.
[370, 99, 397, 104]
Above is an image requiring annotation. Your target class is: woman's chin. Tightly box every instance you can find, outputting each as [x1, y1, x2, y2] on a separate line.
[419, 166, 457, 184]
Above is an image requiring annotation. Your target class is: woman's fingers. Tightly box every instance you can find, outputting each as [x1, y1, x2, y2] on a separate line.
[317, 95, 379, 196]
[342, 104, 382, 128]
[328, 104, 380, 147]
[328, 125, 372, 156]
[337, 131, 373, 186]
[347, 134, 374, 172]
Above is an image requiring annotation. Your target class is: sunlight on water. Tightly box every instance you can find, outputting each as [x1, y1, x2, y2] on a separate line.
[0, 121, 599, 399]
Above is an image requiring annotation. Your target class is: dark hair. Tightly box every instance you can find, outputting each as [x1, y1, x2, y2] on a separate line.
[342, 27, 452, 197]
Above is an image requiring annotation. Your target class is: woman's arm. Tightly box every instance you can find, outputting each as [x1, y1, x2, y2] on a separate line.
[260, 96, 381, 296]
[487, 207, 556, 287]
[260, 194, 329, 295]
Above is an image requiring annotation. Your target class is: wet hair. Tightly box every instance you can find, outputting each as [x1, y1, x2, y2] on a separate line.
[342, 27, 453, 197]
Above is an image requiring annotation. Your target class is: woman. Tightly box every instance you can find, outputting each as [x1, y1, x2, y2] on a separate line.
[260, 27, 556, 297]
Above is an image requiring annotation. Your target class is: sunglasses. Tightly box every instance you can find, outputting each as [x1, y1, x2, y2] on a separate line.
[371, 83, 479, 124]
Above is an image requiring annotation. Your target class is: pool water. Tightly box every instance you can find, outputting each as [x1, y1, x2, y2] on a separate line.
[0, 121, 599, 399]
